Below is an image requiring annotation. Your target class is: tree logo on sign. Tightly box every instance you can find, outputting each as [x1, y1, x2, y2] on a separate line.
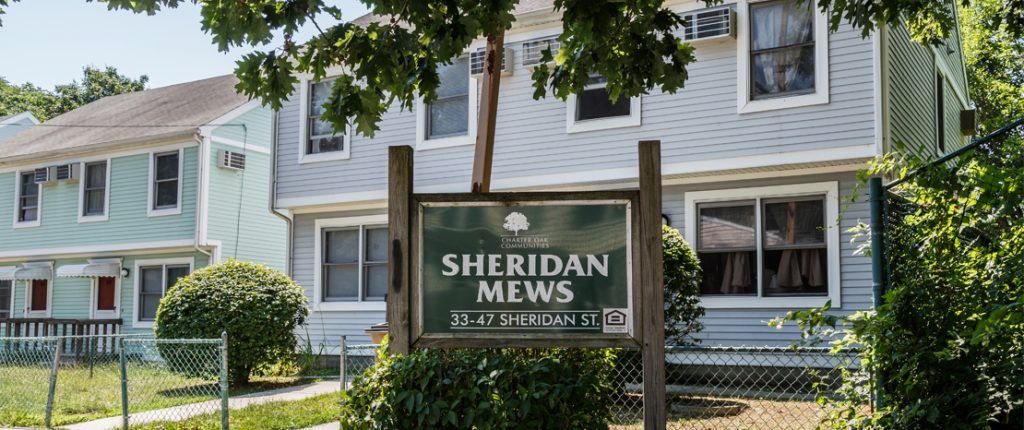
[503, 212, 530, 236]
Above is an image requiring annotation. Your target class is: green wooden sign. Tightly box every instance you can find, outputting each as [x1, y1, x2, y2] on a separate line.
[417, 200, 633, 339]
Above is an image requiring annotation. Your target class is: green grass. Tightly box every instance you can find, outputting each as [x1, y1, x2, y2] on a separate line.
[0, 361, 317, 428]
[132, 392, 340, 430]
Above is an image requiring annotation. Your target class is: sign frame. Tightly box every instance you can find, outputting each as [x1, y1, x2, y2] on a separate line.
[409, 192, 643, 349]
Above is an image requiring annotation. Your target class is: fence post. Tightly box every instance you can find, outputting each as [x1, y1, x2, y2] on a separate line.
[45, 337, 62, 428]
[339, 335, 347, 391]
[88, 336, 96, 378]
[119, 337, 129, 430]
[868, 176, 886, 410]
[220, 331, 229, 430]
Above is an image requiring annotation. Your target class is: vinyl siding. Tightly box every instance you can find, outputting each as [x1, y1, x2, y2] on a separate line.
[291, 173, 871, 348]
[275, 18, 877, 202]
[206, 107, 287, 271]
[0, 146, 199, 254]
[8, 251, 209, 334]
[0, 117, 35, 141]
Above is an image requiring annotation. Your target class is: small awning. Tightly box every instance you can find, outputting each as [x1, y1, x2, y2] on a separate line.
[0, 263, 53, 280]
[56, 260, 121, 278]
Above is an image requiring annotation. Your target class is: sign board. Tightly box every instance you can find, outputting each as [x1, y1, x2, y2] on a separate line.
[408, 192, 642, 348]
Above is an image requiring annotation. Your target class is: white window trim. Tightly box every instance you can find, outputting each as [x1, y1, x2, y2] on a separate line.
[89, 275, 122, 319]
[566, 82, 642, 134]
[415, 59, 478, 151]
[131, 257, 194, 328]
[683, 181, 841, 309]
[12, 169, 41, 229]
[298, 75, 353, 164]
[147, 149, 184, 217]
[23, 263, 53, 318]
[313, 214, 388, 312]
[78, 159, 111, 223]
[736, 0, 830, 114]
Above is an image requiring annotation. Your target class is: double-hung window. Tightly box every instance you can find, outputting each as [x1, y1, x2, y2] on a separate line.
[567, 75, 641, 133]
[136, 262, 191, 324]
[321, 225, 388, 303]
[417, 57, 475, 150]
[150, 150, 180, 215]
[685, 182, 839, 308]
[16, 171, 40, 225]
[81, 161, 108, 219]
[300, 77, 352, 163]
[738, 0, 828, 112]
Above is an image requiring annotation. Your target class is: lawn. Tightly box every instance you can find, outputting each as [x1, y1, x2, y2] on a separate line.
[0, 361, 317, 428]
[131, 392, 340, 430]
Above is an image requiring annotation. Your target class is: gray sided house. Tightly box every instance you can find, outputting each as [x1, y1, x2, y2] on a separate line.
[272, 0, 972, 348]
[0, 112, 39, 141]
[0, 75, 286, 335]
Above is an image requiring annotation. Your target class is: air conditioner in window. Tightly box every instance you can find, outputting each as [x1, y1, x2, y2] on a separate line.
[522, 37, 560, 67]
[470, 47, 512, 77]
[217, 150, 246, 171]
[682, 7, 736, 42]
[34, 167, 54, 184]
[54, 163, 80, 182]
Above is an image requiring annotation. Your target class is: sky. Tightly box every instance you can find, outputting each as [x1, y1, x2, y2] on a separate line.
[0, 1, 370, 89]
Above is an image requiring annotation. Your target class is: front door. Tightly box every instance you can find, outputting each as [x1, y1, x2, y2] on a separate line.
[26, 279, 48, 317]
[94, 276, 118, 318]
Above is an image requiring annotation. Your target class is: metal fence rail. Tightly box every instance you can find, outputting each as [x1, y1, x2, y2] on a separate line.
[338, 342, 863, 429]
[0, 334, 227, 429]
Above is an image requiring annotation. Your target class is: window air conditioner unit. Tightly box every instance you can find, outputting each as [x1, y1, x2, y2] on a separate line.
[217, 150, 246, 170]
[34, 167, 54, 184]
[521, 36, 560, 67]
[682, 7, 736, 41]
[54, 163, 80, 181]
[470, 47, 511, 77]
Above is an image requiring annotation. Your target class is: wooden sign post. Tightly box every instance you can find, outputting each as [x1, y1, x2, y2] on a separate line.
[386, 141, 665, 428]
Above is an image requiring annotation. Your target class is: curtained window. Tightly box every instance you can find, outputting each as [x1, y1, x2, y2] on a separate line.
[307, 78, 345, 155]
[697, 195, 828, 297]
[749, 0, 815, 99]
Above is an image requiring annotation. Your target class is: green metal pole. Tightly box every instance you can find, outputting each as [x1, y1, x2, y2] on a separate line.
[119, 337, 129, 430]
[220, 331, 229, 430]
[868, 176, 886, 410]
[45, 338, 62, 428]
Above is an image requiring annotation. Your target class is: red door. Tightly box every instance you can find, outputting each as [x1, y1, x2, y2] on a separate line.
[96, 277, 116, 311]
[30, 279, 47, 311]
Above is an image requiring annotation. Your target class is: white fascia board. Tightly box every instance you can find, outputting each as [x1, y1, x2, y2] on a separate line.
[0, 239, 197, 262]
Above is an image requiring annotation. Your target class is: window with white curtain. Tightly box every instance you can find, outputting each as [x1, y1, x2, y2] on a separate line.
[749, 0, 816, 99]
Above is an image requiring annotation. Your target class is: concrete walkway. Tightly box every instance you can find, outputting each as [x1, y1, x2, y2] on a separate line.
[64, 381, 339, 430]
[299, 423, 338, 430]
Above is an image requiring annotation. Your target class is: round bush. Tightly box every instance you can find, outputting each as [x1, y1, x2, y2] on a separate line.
[340, 341, 616, 429]
[663, 225, 704, 345]
[155, 259, 308, 385]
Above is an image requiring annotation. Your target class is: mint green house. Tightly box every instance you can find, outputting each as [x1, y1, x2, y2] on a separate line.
[0, 75, 286, 335]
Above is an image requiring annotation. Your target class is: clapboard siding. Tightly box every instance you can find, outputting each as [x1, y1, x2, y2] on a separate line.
[206, 107, 287, 271]
[275, 17, 878, 202]
[291, 173, 870, 347]
[0, 146, 199, 253]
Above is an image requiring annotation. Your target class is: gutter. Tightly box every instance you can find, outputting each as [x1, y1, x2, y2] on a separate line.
[192, 129, 216, 264]
[269, 109, 294, 276]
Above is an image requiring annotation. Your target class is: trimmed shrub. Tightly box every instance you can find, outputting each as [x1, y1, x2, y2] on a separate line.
[663, 225, 704, 345]
[340, 341, 617, 430]
[155, 259, 308, 385]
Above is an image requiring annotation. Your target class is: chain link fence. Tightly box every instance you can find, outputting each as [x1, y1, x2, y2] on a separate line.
[0, 334, 227, 429]
[338, 342, 862, 429]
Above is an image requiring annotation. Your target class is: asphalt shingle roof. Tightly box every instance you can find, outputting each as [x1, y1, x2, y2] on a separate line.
[0, 74, 249, 162]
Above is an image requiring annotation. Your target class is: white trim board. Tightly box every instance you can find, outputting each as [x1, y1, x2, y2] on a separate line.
[211, 137, 271, 155]
[683, 181, 842, 309]
[311, 215, 389, 312]
[0, 238, 196, 261]
[276, 145, 876, 210]
[0, 140, 198, 173]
